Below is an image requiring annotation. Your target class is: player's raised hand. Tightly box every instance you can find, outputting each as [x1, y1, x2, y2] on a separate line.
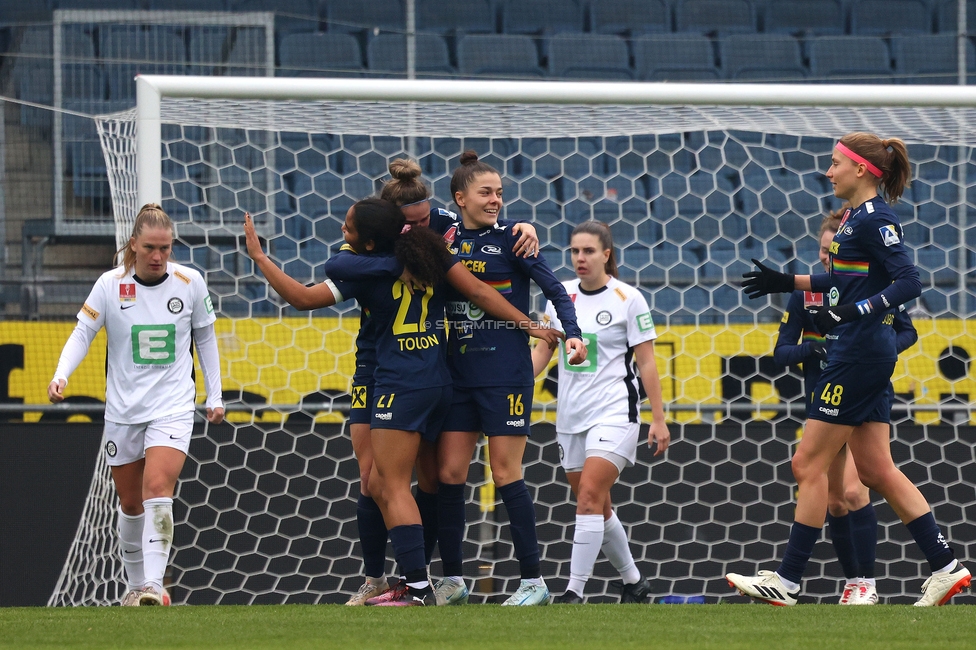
[243, 212, 266, 261]
[48, 378, 66, 403]
[206, 406, 225, 425]
[565, 337, 588, 365]
[511, 222, 540, 258]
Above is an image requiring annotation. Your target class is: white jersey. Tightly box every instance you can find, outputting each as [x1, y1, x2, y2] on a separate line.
[77, 262, 216, 424]
[544, 277, 657, 434]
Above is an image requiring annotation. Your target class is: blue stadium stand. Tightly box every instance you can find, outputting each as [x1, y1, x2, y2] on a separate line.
[893, 33, 976, 83]
[762, 0, 846, 36]
[230, 0, 319, 34]
[55, 0, 139, 8]
[324, 0, 406, 35]
[808, 36, 893, 83]
[148, 0, 228, 10]
[674, 0, 757, 35]
[415, 0, 496, 35]
[719, 34, 806, 81]
[851, 0, 934, 35]
[366, 33, 453, 76]
[633, 34, 719, 81]
[547, 34, 632, 80]
[589, 0, 671, 35]
[457, 34, 543, 77]
[278, 32, 363, 77]
[187, 26, 270, 76]
[937, 0, 976, 31]
[500, 0, 584, 35]
[102, 26, 187, 101]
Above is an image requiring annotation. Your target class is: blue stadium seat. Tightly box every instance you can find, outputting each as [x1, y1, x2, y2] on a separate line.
[720, 34, 806, 81]
[937, 0, 976, 31]
[278, 32, 363, 77]
[851, 0, 934, 35]
[457, 34, 543, 77]
[589, 0, 671, 35]
[808, 36, 893, 83]
[325, 0, 406, 35]
[367, 33, 453, 76]
[893, 33, 976, 83]
[149, 0, 227, 9]
[633, 34, 719, 81]
[56, 0, 138, 8]
[231, 0, 319, 34]
[547, 34, 632, 80]
[500, 0, 584, 35]
[763, 0, 845, 36]
[416, 0, 496, 35]
[674, 0, 757, 35]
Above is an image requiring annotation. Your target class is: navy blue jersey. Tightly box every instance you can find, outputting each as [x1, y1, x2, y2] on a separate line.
[445, 221, 581, 388]
[325, 253, 454, 392]
[327, 245, 377, 385]
[809, 196, 921, 363]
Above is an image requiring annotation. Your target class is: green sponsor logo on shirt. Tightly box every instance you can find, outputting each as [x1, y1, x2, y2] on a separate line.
[131, 324, 176, 365]
[204, 295, 214, 314]
[563, 333, 597, 373]
[637, 312, 654, 332]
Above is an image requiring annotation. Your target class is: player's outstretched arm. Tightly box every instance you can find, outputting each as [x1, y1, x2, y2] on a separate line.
[49, 321, 98, 403]
[634, 340, 670, 456]
[243, 212, 338, 310]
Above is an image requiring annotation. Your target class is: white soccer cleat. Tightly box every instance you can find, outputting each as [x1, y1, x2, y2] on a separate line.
[137, 586, 163, 606]
[433, 576, 469, 606]
[838, 581, 858, 605]
[120, 590, 141, 607]
[501, 579, 551, 606]
[914, 563, 971, 607]
[346, 577, 390, 606]
[726, 570, 798, 606]
[848, 580, 878, 605]
[161, 588, 171, 606]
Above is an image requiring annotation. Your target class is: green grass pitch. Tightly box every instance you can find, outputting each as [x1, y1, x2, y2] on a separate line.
[1, 604, 974, 649]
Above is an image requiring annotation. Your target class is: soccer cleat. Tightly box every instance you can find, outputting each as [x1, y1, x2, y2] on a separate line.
[615, 577, 651, 604]
[136, 586, 163, 606]
[838, 581, 858, 605]
[848, 580, 878, 605]
[726, 570, 799, 607]
[161, 588, 171, 606]
[914, 563, 971, 607]
[346, 577, 389, 606]
[370, 584, 434, 607]
[120, 590, 141, 607]
[552, 590, 584, 604]
[365, 580, 407, 606]
[501, 579, 550, 606]
[433, 576, 469, 606]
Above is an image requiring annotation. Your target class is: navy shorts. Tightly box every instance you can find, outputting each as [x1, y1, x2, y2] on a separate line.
[441, 385, 533, 436]
[807, 360, 895, 426]
[371, 385, 452, 442]
[347, 382, 373, 425]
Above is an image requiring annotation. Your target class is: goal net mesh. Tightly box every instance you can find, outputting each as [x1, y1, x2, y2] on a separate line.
[49, 90, 976, 605]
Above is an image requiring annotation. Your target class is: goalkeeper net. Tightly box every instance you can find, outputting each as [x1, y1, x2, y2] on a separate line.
[51, 78, 975, 605]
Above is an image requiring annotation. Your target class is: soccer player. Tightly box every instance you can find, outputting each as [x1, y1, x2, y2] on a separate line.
[48, 203, 224, 607]
[531, 220, 671, 604]
[773, 206, 917, 605]
[246, 198, 561, 605]
[729, 132, 970, 606]
[433, 151, 587, 607]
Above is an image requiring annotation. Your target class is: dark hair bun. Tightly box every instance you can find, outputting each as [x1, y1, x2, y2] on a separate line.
[459, 150, 479, 166]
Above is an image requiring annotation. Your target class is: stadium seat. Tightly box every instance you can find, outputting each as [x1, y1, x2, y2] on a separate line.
[719, 35, 806, 81]
[278, 32, 363, 77]
[500, 0, 585, 35]
[230, 0, 320, 34]
[937, 0, 976, 31]
[0, 0, 52, 22]
[415, 0, 496, 35]
[149, 0, 227, 9]
[457, 34, 544, 77]
[366, 33, 453, 76]
[851, 0, 934, 35]
[762, 0, 845, 36]
[808, 36, 893, 83]
[101, 25, 187, 64]
[893, 33, 976, 83]
[55, 0, 139, 8]
[589, 0, 671, 35]
[633, 34, 719, 81]
[547, 34, 632, 80]
[325, 0, 406, 35]
[674, 0, 757, 35]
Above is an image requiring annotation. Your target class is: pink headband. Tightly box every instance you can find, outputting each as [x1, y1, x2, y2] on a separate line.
[836, 142, 883, 178]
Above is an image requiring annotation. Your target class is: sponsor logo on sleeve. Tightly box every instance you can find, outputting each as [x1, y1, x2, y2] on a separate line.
[82, 303, 100, 320]
[636, 312, 655, 332]
[174, 270, 191, 284]
[204, 295, 214, 314]
[880, 224, 900, 247]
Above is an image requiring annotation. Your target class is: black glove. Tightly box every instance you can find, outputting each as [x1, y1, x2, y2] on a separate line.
[742, 259, 795, 299]
[813, 303, 861, 334]
[808, 342, 828, 363]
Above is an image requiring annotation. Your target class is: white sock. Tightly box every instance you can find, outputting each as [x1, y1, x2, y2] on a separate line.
[117, 507, 145, 590]
[936, 559, 958, 574]
[857, 577, 876, 586]
[776, 573, 800, 592]
[142, 497, 174, 591]
[567, 514, 604, 595]
[601, 511, 641, 585]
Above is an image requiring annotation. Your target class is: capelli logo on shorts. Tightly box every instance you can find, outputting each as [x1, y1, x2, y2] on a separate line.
[506, 419, 525, 427]
[375, 412, 393, 420]
[819, 407, 839, 417]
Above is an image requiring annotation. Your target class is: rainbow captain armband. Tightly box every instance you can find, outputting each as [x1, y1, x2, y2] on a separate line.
[855, 299, 873, 315]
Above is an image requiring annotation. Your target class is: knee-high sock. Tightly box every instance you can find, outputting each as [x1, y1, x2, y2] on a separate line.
[142, 497, 174, 591]
[414, 488, 438, 566]
[827, 513, 858, 580]
[776, 521, 821, 586]
[118, 507, 145, 590]
[906, 512, 955, 573]
[849, 504, 878, 579]
[566, 514, 604, 595]
[601, 511, 641, 585]
[437, 482, 466, 578]
[498, 480, 541, 579]
[388, 524, 427, 587]
[357, 494, 388, 579]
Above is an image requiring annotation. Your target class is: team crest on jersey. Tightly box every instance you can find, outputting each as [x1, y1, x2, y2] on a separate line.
[596, 310, 612, 325]
[168, 297, 184, 314]
[803, 292, 824, 309]
[119, 283, 136, 302]
[879, 224, 900, 246]
[459, 240, 475, 258]
[105, 441, 117, 457]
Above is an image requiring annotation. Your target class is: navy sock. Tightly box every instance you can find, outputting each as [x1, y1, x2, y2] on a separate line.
[437, 482, 466, 577]
[498, 479, 541, 579]
[849, 503, 878, 579]
[777, 521, 821, 585]
[388, 524, 427, 579]
[827, 513, 858, 580]
[357, 494, 388, 579]
[906, 512, 955, 572]
[415, 488, 439, 565]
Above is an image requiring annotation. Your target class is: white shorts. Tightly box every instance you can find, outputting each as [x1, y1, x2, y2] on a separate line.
[557, 421, 640, 474]
[102, 412, 194, 466]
